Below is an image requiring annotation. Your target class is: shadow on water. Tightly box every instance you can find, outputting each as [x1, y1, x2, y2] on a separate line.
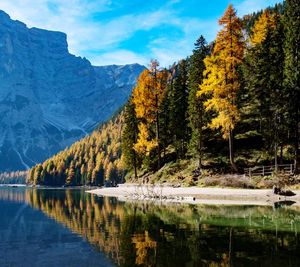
[1, 187, 300, 267]
[274, 200, 296, 209]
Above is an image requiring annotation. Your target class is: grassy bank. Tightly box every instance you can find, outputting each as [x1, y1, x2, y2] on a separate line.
[125, 158, 300, 189]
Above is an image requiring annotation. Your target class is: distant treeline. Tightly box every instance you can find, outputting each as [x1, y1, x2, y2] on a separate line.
[0, 171, 27, 184]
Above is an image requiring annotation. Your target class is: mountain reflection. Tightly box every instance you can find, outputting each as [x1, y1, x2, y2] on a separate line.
[4, 188, 300, 267]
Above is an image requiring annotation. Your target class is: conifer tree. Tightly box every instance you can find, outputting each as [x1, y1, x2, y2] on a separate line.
[243, 11, 275, 139]
[244, 10, 285, 167]
[188, 36, 210, 169]
[66, 161, 75, 185]
[198, 4, 244, 172]
[159, 83, 172, 158]
[169, 59, 189, 158]
[80, 164, 86, 185]
[283, 0, 300, 173]
[270, 13, 285, 168]
[132, 60, 168, 169]
[33, 165, 43, 185]
[122, 100, 139, 179]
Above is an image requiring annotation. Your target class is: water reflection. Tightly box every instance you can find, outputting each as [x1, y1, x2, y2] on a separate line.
[0, 188, 113, 267]
[2, 187, 300, 267]
[0, 187, 26, 203]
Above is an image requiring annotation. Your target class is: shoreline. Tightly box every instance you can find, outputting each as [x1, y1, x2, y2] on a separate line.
[87, 184, 300, 206]
[0, 184, 27, 187]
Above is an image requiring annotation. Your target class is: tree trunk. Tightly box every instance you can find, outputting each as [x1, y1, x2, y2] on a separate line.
[198, 122, 203, 171]
[198, 148, 202, 171]
[294, 121, 299, 174]
[133, 120, 138, 180]
[229, 130, 238, 172]
[274, 112, 278, 172]
[133, 150, 137, 180]
[197, 105, 203, 171]
[274, 141, 278, 172]
[156, 95, 161, 170]
[280, 143, 283, 165]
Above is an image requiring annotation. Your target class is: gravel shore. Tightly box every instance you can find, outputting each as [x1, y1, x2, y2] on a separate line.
[87, 184, 300, 206]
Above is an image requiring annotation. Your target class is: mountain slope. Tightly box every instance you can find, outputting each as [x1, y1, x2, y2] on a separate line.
[27, 113, 123, 186]
[0, 10, 144, 172]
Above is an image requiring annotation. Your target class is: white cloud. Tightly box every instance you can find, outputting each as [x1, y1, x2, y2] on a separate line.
[146, 17, 219, 66]
[0, 0, 283, 67]
[91, 49, 148, 66]
[86, 9, 173, 50]
[0, 0, 222, 66]
[0, 0, 108, 52]
[235, 0, 282, 16]
[0, 0, 177, 65]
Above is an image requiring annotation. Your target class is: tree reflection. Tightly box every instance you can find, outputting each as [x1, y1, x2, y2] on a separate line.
[22, 189, 300, 267]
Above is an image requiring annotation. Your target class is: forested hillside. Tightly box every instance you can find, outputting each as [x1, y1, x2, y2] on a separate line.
[27, 114, 124, 186]
[122, 1, 299, 180]
[29, 0, 300, 186]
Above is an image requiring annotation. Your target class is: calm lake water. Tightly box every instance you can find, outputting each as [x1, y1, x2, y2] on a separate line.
[0, 187, 300, 267]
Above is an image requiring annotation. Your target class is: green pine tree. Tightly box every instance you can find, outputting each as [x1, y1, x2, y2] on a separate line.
[122, 100, 139, 179]
[243, 10, 285, 167]
[187, 36, 210, 169]
[169, 59, 189, 158]
[283, 0, 300, 173]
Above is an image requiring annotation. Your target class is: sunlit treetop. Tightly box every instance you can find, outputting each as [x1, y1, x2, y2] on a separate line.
[250, 10, 277, 45]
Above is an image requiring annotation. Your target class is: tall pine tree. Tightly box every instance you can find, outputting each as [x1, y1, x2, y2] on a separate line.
[169, 59, 189, 158]
[243, 10, 285, 168]
[283, 0, 300, 173]
[188, 36, 210, 169]
[122, 100, 139, 179]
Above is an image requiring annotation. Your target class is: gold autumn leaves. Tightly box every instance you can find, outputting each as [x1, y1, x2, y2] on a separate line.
[198, 4, 244, 140]
[132, 60, 168, 156]
[251, 10, 277, 45]
[130, 5, 277, 168]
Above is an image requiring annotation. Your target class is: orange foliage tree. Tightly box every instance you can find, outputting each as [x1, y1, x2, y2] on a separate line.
[132, 60, 168, 169]
[198, 4, 244, 171]
[250, 10, 276, 46]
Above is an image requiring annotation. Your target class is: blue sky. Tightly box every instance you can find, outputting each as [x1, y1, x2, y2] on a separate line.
[0, 0, 282, 67]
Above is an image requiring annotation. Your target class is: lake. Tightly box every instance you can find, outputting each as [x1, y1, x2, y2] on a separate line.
[0, 187, 300, 267]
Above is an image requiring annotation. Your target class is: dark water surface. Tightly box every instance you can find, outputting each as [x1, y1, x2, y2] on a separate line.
[0, 187, 300, 267]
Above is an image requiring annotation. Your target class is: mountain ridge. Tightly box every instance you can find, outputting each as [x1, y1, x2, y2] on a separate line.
[0, 10, 145, 172]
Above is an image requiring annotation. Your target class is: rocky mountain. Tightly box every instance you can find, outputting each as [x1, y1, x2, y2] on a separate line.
[0, 10, 145, 172]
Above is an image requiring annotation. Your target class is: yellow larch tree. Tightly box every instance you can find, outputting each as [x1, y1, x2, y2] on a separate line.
[133, 122, 157, 156]
[198, 4, 244, 171]
[132, 60, 168, 169]
[251, 10, 276, 46]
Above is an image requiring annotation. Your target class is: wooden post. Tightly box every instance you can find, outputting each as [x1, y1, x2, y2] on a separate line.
[275, 142, 278, 172]
[263, 166, 265, 176]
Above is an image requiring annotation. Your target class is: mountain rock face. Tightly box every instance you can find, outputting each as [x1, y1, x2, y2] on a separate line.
[0, 10, 145, 171]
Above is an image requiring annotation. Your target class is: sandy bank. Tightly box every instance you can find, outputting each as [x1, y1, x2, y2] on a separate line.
[87, 184, 300, 206]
